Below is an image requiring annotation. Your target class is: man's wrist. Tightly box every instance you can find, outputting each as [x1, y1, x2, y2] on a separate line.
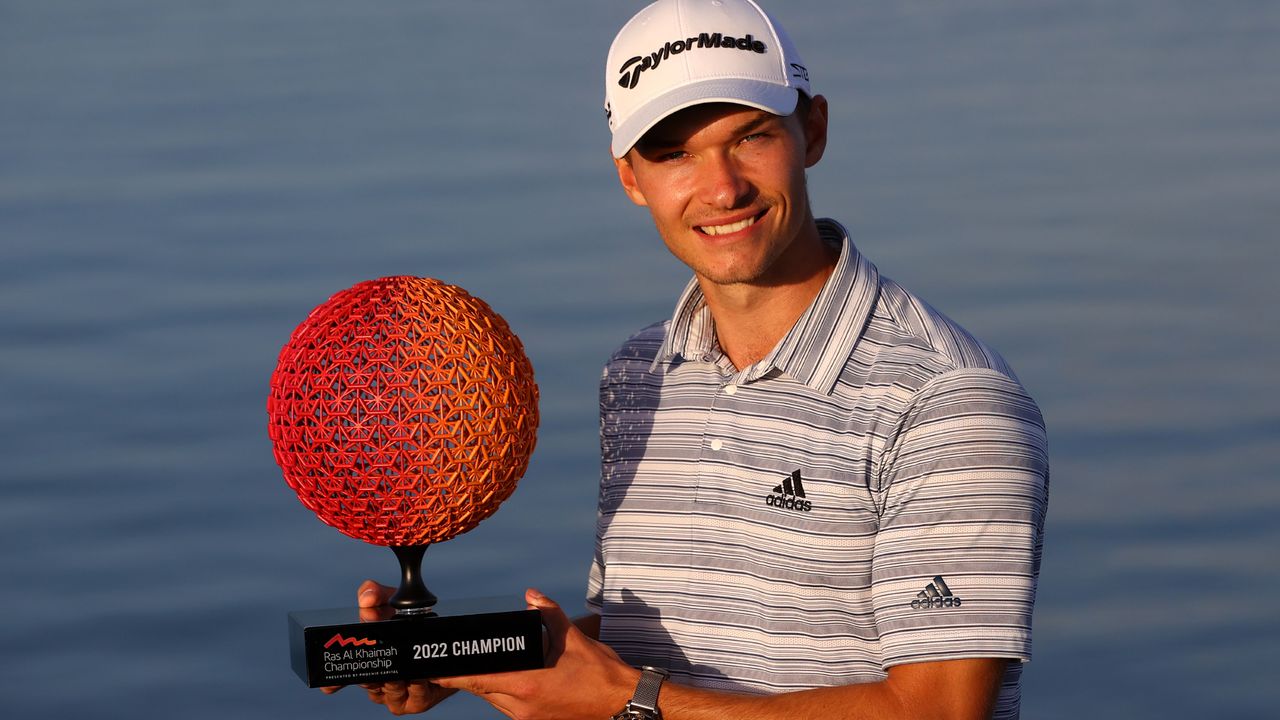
[612, 666, 670, 720]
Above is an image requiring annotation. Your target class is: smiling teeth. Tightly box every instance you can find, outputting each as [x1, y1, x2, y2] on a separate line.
[700, 216, 756, 236]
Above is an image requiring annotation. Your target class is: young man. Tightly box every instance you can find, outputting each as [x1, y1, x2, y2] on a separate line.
[335, 1, 1048, 717]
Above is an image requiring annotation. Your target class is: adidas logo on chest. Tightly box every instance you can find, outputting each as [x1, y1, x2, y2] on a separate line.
[764, 470, 813, 513]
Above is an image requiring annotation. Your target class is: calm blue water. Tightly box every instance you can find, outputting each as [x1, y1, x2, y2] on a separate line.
[2, 1, 1277, 717]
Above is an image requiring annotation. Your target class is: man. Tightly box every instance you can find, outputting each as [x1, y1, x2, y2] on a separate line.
[333, 0, 1048, 717]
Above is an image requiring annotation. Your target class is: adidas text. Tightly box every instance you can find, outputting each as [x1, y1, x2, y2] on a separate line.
[911, 596, 962, 610]
[618, 33, 768, 90]
[911, 575, 962, 610]
[765, 493, 812, 512]
[764, 470, 812, 513]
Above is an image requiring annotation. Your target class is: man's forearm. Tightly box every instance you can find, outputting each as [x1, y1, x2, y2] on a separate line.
[658, 681, 902, 720]
[653, 658, 1006, 720]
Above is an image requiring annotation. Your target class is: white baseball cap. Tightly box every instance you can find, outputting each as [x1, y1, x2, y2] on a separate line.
[605, 0, 811, 158]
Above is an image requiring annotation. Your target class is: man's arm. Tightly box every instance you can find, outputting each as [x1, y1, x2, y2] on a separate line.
[433, 588, 1008, 720]
[653, 657, 1005, 720]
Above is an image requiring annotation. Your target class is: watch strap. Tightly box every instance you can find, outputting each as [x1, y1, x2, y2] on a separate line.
[630, 666, 669, 712]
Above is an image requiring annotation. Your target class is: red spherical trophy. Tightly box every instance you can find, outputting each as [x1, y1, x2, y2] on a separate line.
[268, 276, 542, 687]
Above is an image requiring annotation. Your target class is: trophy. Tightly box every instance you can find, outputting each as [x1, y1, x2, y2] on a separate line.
[267, 276, 543, 687]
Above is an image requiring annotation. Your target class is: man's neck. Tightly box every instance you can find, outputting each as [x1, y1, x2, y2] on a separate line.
[698, 222, 838, 371]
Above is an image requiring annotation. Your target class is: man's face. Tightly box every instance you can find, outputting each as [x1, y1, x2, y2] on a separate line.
[614, 97, 828, 288]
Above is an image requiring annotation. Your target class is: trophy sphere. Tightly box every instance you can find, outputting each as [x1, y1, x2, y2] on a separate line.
[267, 276, 539, 548]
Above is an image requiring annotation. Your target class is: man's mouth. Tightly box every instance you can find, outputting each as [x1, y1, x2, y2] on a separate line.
[697, 211, 764, 237]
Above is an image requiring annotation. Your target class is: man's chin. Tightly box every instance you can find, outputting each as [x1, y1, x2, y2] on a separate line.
[695, 265, 767, 287]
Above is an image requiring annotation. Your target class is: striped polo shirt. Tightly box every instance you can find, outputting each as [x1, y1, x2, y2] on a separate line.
[587, 219, 1049, 718]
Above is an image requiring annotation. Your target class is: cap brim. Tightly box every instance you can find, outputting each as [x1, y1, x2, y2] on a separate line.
[610, 78, 800, 158]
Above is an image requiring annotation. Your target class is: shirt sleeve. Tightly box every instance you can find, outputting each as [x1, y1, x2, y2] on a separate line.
[871, 368, 1049, 667]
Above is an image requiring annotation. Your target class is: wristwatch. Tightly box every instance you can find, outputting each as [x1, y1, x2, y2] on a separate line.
[610, 666, 670, 720]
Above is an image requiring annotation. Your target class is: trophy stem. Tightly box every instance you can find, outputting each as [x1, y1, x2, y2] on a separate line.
[389, 545, 437, 613]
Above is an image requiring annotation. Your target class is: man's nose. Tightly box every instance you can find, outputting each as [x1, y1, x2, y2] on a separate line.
[695, 153, 753, 209]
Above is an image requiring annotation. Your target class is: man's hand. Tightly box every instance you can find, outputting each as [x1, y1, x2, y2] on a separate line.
[432, 588, 639, 720]
[319, 580, 456, 716]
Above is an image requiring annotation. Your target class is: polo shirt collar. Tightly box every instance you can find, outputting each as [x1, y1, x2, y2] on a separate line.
[651, 218, 881, 395]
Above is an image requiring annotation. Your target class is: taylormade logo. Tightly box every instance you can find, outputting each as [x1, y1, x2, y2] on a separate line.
[617, 32, 768, 90]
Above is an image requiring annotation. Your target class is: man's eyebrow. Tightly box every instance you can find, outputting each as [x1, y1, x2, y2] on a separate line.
[635, 133, 680, 153]
[729, 112, 777, 138]
[638, 111, 779, 153]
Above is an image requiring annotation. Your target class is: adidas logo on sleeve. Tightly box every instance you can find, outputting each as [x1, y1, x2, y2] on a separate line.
[911, 575, 962, 610]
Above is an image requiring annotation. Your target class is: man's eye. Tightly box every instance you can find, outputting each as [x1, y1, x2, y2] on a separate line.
[741, 133, 766, 144]
[659, 150, 689, 162]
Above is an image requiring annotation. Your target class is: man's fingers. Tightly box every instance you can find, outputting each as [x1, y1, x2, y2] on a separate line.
[525, 588, 572, 637]
[432, 674, 471, 691]
[358, 579, 396, 608]
[379, 681, 409, 713]
[363, 685, 387, 706]
[525, 587, 574, 663]
[320, 685, 343, 695]
[433, 673, 497, 696]
[368, 680, 448, 715]
[356, 580, 397, 621]
[403, 682, 436, 714]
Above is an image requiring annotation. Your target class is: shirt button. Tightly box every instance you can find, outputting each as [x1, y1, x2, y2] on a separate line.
[701, 353, 714, 363]
[723, 384, 738, 396]
[710, 438, 724, 451]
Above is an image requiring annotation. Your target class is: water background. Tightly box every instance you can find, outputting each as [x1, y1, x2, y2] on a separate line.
[2, 1, 1278, 717]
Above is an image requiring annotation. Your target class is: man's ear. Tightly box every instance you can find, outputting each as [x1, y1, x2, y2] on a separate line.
[614, 153, 650, 207]
[802, 94, 829, 168]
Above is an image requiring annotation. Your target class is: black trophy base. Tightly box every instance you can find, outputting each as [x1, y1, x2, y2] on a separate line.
[288, 597, 543, 687]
